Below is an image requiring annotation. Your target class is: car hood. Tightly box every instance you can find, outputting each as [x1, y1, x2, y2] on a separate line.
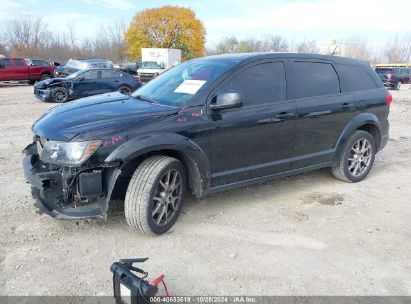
[33, 92, 179, 141]
[35, 77, 67, 88]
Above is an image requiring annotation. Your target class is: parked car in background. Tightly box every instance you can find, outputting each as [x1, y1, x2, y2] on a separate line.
[23, 53, 390, 235]
[0, 57, 56, 83]
[54, 58, 114, 78]
[137, 48, 181, 83]
[375, 64, 411, 90]
[34, 68, 141, 102]
[118, 62, 141, 76]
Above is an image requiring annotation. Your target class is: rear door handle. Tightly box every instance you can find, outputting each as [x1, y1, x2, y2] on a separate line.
[275, 112, 295, 119]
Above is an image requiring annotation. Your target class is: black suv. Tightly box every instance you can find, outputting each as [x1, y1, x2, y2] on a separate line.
[375, 66, 411, 90]
[23, 53, 390, 235]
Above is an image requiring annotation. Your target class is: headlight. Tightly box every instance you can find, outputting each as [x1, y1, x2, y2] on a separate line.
[40, 140, 101, 166]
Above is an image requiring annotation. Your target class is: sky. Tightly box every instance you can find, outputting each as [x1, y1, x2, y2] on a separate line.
[0, 0, 410, 49]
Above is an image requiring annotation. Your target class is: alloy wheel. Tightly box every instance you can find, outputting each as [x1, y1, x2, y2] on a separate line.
[348, 138, 372, 177]
[54, 89, 67, 102]
[152, 169, 182, 227]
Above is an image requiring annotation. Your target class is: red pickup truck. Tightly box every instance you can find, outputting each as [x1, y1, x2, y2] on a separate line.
[0, 57, 56, 83]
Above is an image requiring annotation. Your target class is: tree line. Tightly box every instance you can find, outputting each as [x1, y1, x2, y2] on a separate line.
[1, 9, 410, 65]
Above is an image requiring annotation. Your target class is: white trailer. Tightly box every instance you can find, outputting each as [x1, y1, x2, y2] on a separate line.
[137, 48, 181, 83]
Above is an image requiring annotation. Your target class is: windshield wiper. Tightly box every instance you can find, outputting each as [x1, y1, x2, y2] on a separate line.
[134, 94, 157, 104]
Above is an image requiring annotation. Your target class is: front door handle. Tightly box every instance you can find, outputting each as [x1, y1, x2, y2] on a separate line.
[275, 112, 294, 119]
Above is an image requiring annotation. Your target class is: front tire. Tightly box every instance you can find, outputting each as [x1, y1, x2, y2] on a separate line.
[332, 130, 376, 183]
[51, 87, 69, 103]
[395, 81, 401, 90]
[125, 156, 186, 235]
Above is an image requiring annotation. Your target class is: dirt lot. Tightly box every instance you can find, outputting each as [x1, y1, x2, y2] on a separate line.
[0, 85, 410, 296]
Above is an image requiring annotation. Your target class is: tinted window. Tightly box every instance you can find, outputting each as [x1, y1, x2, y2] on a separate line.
[131, 59, 235, 107]
[222, 62, 286, 106]
[0, 59, 12, 68]
[340, 64, 378, 92]
[33, 60, 50, 66]
[14, 59, 25, 66]
[82, 70, 100, 80]
[292, 62, 340, 98]
[102, 70, 121, 78]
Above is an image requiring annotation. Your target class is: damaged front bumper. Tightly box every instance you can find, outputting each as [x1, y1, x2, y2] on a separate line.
[22, 142, 120, 220]
[33, 88, 53, 102]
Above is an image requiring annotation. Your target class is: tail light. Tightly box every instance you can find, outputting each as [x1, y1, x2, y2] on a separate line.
[387, 73, 393, 80]
[386, 94, 393, 107]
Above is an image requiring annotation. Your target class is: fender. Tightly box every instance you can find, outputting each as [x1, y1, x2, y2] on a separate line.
[334, 112, 382, 161]
[105, 133, 212, 197]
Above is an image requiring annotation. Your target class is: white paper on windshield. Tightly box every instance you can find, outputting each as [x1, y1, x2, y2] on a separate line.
[174, 80, 206, 95]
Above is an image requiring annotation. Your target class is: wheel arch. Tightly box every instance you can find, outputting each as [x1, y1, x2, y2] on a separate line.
[334, 113, 383, 161]
[106, 133, 211, 200]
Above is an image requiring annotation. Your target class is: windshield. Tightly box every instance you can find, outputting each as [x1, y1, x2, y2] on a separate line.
[141, 61, 162, 69]
[66, 70, 85, 79]
[132, 59, 236, 107]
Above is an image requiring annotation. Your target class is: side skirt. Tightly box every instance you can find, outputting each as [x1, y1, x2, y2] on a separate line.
[201, 161, 333, 197]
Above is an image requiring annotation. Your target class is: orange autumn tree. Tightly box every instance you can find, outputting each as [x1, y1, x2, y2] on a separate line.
[125, 6, 206, 61]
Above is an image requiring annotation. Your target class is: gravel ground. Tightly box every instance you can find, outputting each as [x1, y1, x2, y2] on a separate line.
[0, 85, 410, 296]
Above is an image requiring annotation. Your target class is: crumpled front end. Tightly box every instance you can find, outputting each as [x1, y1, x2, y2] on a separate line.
[22, 140, 120, 219]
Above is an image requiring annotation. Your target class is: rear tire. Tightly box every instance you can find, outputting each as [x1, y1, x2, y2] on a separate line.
[332, 130, 376, 183]
[51, 87, 69, 103]
[118, 85, 131, 95]
[124, 156, 186, 235]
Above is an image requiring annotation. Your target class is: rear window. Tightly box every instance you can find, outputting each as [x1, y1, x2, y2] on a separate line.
[102, 70, 121, 78]
[291, 62, 340, 99]
[340, 65, 378, 92]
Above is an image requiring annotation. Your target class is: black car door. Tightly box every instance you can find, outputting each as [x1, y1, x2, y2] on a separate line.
[208, 60, 296, 186]
[288, 59, 357, 169]
[72, 70, 104, 97]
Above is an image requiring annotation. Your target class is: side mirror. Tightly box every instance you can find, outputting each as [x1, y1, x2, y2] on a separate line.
[210, 91, 243, 111]
[77, 76, 85, 81]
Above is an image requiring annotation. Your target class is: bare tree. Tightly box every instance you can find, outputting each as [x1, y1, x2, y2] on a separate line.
[383, 34, 411, 63]
[294, 39, 319, 54]
[343, 35, 371, 61]
[3, 10, 49, 57]
[66, 22, 77, 57]
[207, 34, 288, 55]
[93, 19, 127, 62]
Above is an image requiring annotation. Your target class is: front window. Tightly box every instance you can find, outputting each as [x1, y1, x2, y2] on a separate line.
[132, 59, 236, 107]
[66, 70, 85, 79]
